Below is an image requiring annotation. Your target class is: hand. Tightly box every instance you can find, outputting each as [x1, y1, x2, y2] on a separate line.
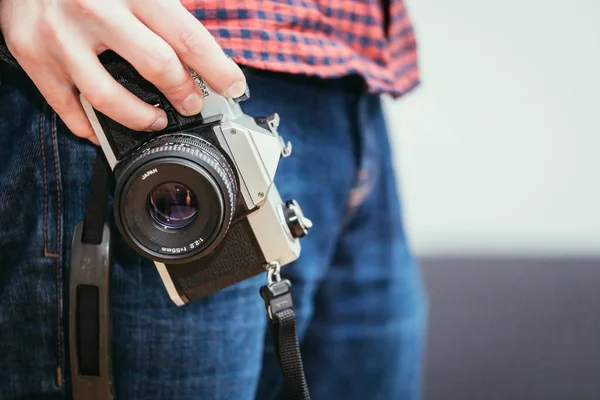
[0, 0, 247, 144]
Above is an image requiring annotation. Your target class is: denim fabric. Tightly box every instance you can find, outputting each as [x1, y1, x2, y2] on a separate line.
[0, 64, 427, 400]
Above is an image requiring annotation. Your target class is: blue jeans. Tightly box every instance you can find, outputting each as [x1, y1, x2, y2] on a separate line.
[0, 64, 427, 400]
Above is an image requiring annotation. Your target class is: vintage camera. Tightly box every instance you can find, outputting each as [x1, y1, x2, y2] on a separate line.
[79, 63, 312, 306]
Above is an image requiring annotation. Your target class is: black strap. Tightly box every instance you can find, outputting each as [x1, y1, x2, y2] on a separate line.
[69, 150, 114, 400]
[81, 151, 111, 244]
[261, 279, 311, 400]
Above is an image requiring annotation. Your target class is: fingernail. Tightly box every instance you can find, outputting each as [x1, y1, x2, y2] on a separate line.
[181, 92, 204, 115]
[224, 80, 247, 98]
[150, 115, 168, 131]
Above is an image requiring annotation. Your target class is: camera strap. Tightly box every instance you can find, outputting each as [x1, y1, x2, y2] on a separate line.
[68, 150, 114, 400]
[261, 263, 311, 400]
[81, 152, 112, 244]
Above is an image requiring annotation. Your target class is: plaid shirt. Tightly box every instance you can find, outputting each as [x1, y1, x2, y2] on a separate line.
[182, 0, 419, 98]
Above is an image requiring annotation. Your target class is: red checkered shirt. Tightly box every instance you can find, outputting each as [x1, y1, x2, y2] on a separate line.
[182, 0, 419, 98]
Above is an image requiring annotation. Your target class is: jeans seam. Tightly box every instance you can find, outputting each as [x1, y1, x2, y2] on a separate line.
[349, 169, 376, 206]
[39, 107, 58, 259]
[38, 103, 64, 387]
[50, 111, 64, 387]
[341, 168, 377, 228]
[343, 93, 383, 225]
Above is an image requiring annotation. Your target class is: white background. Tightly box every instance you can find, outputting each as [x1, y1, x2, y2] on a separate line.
[384, 0, 600, 257]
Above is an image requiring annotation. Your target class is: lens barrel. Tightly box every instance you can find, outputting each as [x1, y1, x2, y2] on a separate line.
[113, 133, 237, 263]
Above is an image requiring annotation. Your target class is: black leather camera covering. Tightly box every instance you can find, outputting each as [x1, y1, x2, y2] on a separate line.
[169, 218, 266, 302]
[93, 53, 226, 162]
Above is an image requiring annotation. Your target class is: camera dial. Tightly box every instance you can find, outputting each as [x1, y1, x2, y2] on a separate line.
[283, 200, 312, 238]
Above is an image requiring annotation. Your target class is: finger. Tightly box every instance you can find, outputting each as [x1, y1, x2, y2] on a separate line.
[133, 0, 247, 98]
[64, 47, 169, 132]
[21, 63, 97, 141]
[88, 135, 100, 146]
[99, 9, 205, 116]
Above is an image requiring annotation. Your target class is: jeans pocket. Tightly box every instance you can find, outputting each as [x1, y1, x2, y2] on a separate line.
[0, 80, 50, 257]
[0, 71, 67, 393]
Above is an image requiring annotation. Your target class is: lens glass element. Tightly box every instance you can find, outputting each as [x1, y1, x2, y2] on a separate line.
[148, 182, 198, 230]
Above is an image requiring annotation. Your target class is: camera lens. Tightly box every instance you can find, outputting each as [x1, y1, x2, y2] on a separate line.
[114, 133, 238, 263]
[148, 182, 198, 230]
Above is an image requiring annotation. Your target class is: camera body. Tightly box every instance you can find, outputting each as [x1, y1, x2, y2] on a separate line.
[80, 64, 311, 306]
